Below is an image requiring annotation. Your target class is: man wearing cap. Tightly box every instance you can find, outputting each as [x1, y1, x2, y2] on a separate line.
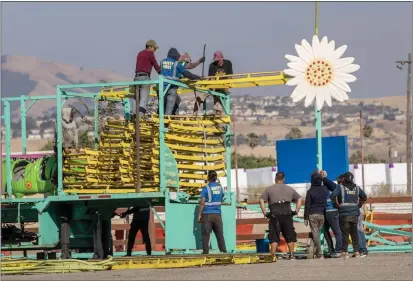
[330, 172, 368, 258]
[193, 51, 233, 115]
[134, 40, 161, 115]
[197, 170, 227, 254]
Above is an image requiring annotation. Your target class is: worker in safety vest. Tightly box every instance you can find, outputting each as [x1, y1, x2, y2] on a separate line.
[330, 172, 367, 258]
[120, 203, 152, 256]
[167, 53, 205, 115]
[160, 48, 201, 115]
[320, 172, 344, 258]
[197, 170, 227, 254]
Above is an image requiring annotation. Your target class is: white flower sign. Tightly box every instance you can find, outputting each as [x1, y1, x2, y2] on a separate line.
[284, 35, 360, 110]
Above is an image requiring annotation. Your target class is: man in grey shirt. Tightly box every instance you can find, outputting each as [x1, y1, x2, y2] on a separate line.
[259, 172, 303, 259]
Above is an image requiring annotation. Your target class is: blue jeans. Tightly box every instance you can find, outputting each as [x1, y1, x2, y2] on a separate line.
[324, 210, 342, 253]
[358, 213, 368, 253]
[134, 73, 150, 114]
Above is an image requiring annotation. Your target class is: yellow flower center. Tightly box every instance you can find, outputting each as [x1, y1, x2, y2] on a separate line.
[305, 60, 333, 87]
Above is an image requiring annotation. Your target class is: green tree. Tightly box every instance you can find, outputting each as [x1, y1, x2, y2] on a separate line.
[246, 132, 259, 149]
[285, 127, 303, 140]
[40, 140, 54, 151]
[232, 153, 276, 169]
[363, 124, 373, 138]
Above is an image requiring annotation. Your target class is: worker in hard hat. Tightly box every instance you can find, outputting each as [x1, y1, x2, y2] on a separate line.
[161, 48, 201, 115]
[120, 202, 152, 256]
[193, 51, 233, 115]
[198, 170, 227, 254]
[134, 39, 161, 115]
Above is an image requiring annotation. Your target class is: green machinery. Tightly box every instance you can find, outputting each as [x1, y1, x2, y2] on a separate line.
[1, 76, 239, 257]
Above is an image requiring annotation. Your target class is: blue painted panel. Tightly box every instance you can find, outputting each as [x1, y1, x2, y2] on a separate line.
[276, 136, 349, 184]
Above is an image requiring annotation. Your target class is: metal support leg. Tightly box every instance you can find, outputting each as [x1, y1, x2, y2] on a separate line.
[60, 217, 71, 259]
[20, 96, 27, 154]
[4, 100, 12, 197]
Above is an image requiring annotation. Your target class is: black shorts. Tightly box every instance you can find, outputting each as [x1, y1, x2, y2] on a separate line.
[268, 214, 297, 243]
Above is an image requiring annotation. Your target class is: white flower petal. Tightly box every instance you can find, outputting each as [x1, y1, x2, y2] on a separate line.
[332, 45, 347, 60]
[291, 83, 307, 99]
[304, 89, 316, 107]
[331, 78, 352, 92]
[284, 69, 302, 77]
[295, 44, 312, 64]
[285, 54, 301, 62]
[335, 57, 355, 69]
[323, 40, 336, 61]
[337, 64, 360, 74]
[301, 39, 314, 60]
[287, 61, 307, 72]
[315, 87, 325, 110]
[327, 84, 344, 102]
[292, 91, 307, 103]
[324, 87, 332, 107]
[335, 72, 357, 83]
[286, 74, 305, 86]
[341, 90, 350, 100]
[312, 35, 321, 58]
[321, 36, 328, 46]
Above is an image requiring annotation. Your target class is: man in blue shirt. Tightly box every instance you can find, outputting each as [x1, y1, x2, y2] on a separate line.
[321, 172, 344, 258]
[330, 172, 367, 258]
[160, 48, 201, 115]
[197, 170, 227, 254]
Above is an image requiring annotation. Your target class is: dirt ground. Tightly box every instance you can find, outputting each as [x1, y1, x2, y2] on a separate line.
[2, 254, 412, 280]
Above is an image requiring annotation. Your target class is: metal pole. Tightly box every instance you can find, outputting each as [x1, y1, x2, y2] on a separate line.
[360, 110, 365, 188]
[233, 118, 240, 218]
[314, 1, 322, 170]
[20, 96, 27, 154]
[56, 87, 64, 195]
[407, 53, 412, 195]
[135, 84, 141, 193]
[225, 96, 232, 200]
[4, 100, 12, 197]
[94, 96, 99, 149]
[159, 76, 166, 190]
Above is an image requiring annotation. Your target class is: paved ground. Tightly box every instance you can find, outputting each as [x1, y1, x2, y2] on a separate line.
[2, 254, 412, 280]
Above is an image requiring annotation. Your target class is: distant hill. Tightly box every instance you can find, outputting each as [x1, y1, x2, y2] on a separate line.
[1, 55, 130, 117]
[1, 55, 408, 116]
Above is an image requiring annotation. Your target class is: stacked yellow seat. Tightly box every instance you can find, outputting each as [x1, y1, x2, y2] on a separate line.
[63, 114, 230, 195]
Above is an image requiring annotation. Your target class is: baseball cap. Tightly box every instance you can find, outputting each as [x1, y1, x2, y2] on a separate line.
[213, 51, 224, 61]
[146, 40, 159, 49]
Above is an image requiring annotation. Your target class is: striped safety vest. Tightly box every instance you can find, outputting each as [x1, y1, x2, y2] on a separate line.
[339, 185, 360, 207]
[205, 183, 223, 206]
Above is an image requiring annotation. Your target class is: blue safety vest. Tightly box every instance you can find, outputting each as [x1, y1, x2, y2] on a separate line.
[339, 185, 360, 207]
[201, 182, 224, 214]
[161, 57, 185, 87]
[326, 191, 337, 212]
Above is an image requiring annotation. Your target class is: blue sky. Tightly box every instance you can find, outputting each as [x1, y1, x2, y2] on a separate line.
[1, 1, 412, 98]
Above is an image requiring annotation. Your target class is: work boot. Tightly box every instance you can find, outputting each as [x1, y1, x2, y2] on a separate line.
[314, 254, 324, 259]
[352, 252, 361, 258]
[125, 252, 132, 257]
[342, 252, 350, 259]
